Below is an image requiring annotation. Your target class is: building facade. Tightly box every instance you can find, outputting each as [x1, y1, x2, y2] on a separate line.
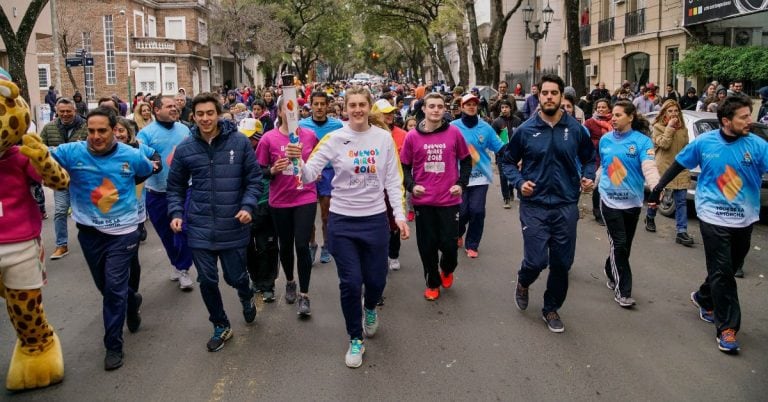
[0, 0, 52, 119]
[37, 0, 219, 109]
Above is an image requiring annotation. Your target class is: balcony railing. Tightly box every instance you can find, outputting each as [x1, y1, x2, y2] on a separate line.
[598, 17, 614, 43]
[580, 24, 591, 47]
[625, 9, 645, 37]
[131, 37, 208, 57]
[134, 38, 176, 51]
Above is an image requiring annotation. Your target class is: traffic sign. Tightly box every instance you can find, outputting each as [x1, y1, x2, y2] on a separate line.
[66, 57, 83, 67]
[84, 57, 94, 66]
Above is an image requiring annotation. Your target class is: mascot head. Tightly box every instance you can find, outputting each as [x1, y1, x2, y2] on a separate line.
[0, 67, 32, 154]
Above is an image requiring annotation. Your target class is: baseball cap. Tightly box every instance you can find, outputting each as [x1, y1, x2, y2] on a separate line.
[239, 118, 264, 139]
[372, 98, 396, 114]
[461, 93, 479, 105]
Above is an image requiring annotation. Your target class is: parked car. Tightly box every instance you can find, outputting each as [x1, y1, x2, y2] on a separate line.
[645, 110, 768, 218]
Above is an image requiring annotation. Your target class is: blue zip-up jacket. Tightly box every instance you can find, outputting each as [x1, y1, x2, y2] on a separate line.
[167, 119, 263, 250]
[502, 112, 596, 207]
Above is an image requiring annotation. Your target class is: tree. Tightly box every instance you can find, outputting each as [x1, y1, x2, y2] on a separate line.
[564, 0, 586, 95]
[466, 0, 523, 88]
[55, 11, 85, 92]
[676, 45, 768, 82]
[0, 1, 50, 102]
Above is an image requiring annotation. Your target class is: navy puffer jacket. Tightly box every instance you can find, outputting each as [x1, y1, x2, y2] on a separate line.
[167, 119, 262, 250]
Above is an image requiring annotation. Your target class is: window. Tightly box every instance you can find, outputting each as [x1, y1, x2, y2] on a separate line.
[133, 10, 145, 37]
[162, 63, 178, 94]
[165, 17, 186, 40]
[625, 52, 650, 88]
[197, 19, 208, 45]
[201, 66, 210, 92]
[666, 47, 679, 89]
[103, 15, 117, 85]
[82, 31, 95, 101]
[38, 64, 50, 89]
[148, 16, 157, 37]
[136, 64, 159, 93]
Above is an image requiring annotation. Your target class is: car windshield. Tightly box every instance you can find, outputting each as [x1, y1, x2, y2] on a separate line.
[694, 120, 719, 136]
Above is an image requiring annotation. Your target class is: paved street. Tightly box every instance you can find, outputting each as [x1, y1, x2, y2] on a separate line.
[2, 186, 767, 401]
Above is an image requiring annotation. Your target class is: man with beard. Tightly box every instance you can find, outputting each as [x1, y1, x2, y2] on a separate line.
[502, 75, 596, 333]
[649, 96, 768, 353]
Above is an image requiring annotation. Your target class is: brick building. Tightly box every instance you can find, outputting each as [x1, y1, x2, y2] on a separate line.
[37, 0, 219, 110]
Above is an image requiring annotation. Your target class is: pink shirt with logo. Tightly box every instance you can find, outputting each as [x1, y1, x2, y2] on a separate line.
[256, 127, 318, 208]
[400, 125, 470, 207]
[0, 146, 43, 244]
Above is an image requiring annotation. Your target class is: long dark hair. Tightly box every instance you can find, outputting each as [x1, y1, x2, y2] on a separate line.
[613, 100, 650, 135]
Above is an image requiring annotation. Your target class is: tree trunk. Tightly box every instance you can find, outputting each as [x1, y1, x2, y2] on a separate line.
[434, 38, 455, 87]
[65, 66, 79, 92]
[456, 31, 470, 86]
[0, 0, 50, 102]
[564, 0, 586, 96]
[487, 0, 523, 88]
[465, 0, 487, 85]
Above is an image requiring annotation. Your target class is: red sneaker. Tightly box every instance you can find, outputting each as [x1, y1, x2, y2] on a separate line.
[424, 287, 440, 301]
[457, 237, 464, 248]
[466, 249, 478, 258]
[440, 272, 454, 289]
[407, 210, 415, 222]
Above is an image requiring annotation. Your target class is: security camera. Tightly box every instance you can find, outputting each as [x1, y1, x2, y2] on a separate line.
[119, 9, 126, 16]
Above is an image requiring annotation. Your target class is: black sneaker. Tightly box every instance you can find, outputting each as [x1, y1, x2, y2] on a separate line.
[104, 350, 124, 371]
[542, 311, 565, 333]
[126, 293, 142, 333]
[207, 326, 232, 352]
[644, 217, 656, 232]
[297, 295, 311, 316]
[241, 295, 257, 323]
[676, 232, 694, 247]
[515, 282, 529, 310]
[503, 198, 511, 209]
[734, 267, 744, 278]
[285, 282, 298, 304]
[138, 223, 148, 242]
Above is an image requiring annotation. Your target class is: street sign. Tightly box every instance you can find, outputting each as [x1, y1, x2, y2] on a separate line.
[75, 48, 85, 57]
[66, 57, 83, 67]
[84, 57, 94, 66]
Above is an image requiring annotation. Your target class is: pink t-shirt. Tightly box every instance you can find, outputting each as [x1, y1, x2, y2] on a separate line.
[256, 127, 318, 208]
[400, 125, 470, 207]
[0, 146, 43, 244]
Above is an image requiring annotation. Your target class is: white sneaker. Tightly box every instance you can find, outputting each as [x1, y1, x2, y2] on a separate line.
[169, 267, 182, 281]
[178, 270, 194, 290]
[388, 258, 401, 271]
[345, 339, 365, 368]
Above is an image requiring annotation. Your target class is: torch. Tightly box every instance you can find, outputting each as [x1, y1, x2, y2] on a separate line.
[281, 73, 303, 189]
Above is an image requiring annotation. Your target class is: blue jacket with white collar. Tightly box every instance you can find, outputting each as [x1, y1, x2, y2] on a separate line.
[502, 111, 596, 207]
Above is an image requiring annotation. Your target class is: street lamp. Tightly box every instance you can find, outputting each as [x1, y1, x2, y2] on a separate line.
[522, 0, 554, 86]
[233, 39, 251, 87]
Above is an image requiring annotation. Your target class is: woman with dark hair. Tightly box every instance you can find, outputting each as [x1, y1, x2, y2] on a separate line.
[597, 100, 660, 308]
[262, 89, 278, 122]
[643, 99, 693, 245]
[584, 98, 613, 225]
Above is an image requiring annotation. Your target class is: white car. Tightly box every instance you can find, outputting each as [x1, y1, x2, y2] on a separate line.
[645, 111, 768, 218]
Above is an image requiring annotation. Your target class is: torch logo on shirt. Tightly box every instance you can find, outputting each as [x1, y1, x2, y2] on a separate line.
[607, 156, 628, 186]
[717, 165, 743, 201]
[91, 178, 119, 214]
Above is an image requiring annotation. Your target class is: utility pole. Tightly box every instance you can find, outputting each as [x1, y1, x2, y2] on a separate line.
[50, 0, 62, 91]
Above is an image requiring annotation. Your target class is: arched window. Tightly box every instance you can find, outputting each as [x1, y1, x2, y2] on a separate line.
[625, 52, 650, 89]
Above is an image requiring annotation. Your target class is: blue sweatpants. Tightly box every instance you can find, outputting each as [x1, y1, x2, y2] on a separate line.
[78, 226, 140, 353]
[146, 191, 193, 271]
[458, 184, 489, 251]
[192, 248, 253, 328]
[327, 212, 389, 340]
[517, 202, 579, 314]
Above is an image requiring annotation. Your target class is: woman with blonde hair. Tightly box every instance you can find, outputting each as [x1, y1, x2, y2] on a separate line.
[643, 99, 693, 246]
[132, 102, 153, 130]
[285, 86, 408, 369]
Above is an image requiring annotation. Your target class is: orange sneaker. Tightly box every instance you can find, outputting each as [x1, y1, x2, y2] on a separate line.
[50, 245, 69, 260]
[457, 237, 464, 248]
[440, 272, 454, 288]
[424, 287, 440, 301]
[466, 249, 478, 258]
[407, 210, 415, 222]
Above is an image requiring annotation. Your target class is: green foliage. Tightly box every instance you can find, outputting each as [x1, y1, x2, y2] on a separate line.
[676, 45, 768, 81]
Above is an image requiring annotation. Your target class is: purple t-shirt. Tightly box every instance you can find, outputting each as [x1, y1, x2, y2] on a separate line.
[256, 127, 318, 208]
[400, 125, 470, 207]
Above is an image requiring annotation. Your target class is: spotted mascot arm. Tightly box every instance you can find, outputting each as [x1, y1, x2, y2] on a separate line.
[0, 72, 64, 391]
[20, 133, 70, 190]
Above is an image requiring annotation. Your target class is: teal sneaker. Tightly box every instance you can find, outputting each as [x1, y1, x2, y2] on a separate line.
[206, 325, 232, 352]
[345, 339, 365, 368]
[320, 246, 332, 263]
[363, 308, 379, 337]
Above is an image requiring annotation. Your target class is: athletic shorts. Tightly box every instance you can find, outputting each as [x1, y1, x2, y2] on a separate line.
[317, 166, 335, 197]
[0, 238, 46, 289]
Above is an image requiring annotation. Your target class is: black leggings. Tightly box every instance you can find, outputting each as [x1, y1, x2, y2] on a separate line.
[271, 203, 317, 293]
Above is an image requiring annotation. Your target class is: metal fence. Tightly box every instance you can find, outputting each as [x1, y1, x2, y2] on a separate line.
[625, 9, 645, 37]
[598, 17, 614, 43]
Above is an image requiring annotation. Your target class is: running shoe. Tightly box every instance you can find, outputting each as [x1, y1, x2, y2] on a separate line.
[309, 244, 319, 265]
[614, 295, 636, 308]
[466, 249, 478, 258]
[388, 258, 401, 271]
[542, 311, 565, 333]
[606, 279, 616, 290]
[262, 289, 276, 303]
[104, 350, 124, 371]
[363, 308, 379, 337]
[424, 287, 440, 301]
[515, 282, 529, 310]
[644, 216, 656, 232]
[407, 210, 415, 222]
[345, 339, 365, 368]
[169, 267, 181, 281]
[320, 246, 332, 263]
[440, 272, 454, 289]
[717, 329, 739, 353]
[285, 282, 298, 304]
[297, 295, 311, 316]
[206, 325, 232, 352]
[503, 198, 511, 209]
[241, 295, 257, 323]
[178, 270, 194, 290]
[690, 291, 714, 323]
